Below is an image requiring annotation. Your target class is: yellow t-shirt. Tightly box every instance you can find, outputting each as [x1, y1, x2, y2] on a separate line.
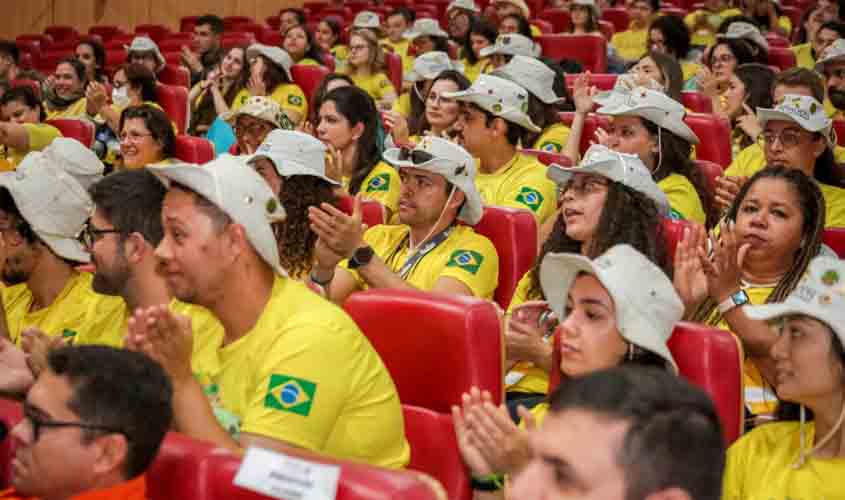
[681, 61, 701, 85]
[684, 8, 741, 47]
[530, 25, 542, 38]
[792, 43, 815, 70]
[210, 277, 410, 468]
[2, 272, 126, 347]
[0, 123, 63, 170]
[462, 57, 490, 83]
[44, 97, 88, 120]
[610, 29, 648, 62]
[723, 421, 845, 499]
[232, 83, 308, 124]
[342, 161, 401, 218]
[331, 45, 349, 63]
[297, 58, 322, 66]
[475, 153, 558, 224]
[392, 93, 411, 117]
[348, 71, 397, 102]
[341, 224, 500, 299]
[658, 173, 707, 225]
[505, 271, 550, 395]
[823, 98, 844, 120]
[381, 39, 413, 74]
[533, 123, 571, 154]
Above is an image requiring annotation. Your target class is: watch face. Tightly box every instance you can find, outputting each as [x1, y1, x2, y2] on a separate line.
[731, 290, 750, 306]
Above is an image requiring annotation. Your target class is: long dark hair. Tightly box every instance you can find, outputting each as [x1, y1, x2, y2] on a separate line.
[321, 86, 381, 195]
[414, 70, 470, 136]
[276, 175, 337, 279]
[256, 54, 291, 91]
[464, 17, 498, 65]
[733, 63, 775, 150]
[190, 46, 249, 135]
[706, 38, 759, 68]
[648, 14, 691, 60]
[77, 40, 106, 83]
[309, 73, 353, 125]
[567, 3, 599, 33]
[285, 25, 327, 65]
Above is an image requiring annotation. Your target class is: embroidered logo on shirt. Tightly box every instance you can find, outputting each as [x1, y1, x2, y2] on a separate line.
[540, 141, 562, 153]
[287, 94, 303, 106]
[61, 329, 78, 344]
[265, 375, 317, 416]
[447, 250, 484, 274]
[515, 187, 544, 212]
[366, 173, 390, 192]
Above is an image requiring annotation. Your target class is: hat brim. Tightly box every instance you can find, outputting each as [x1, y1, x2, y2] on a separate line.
[221, 108, 280, 129]
[597, 104, 700, 144]
[745, 300, 845, 346]
[404, 29, 449, 40]
[443, 89, 542, 132]
[246, 153, 341, 186]
[246, 45, 293, 82]
[40, 233, 90, 263]
[757, 108, 834, 146]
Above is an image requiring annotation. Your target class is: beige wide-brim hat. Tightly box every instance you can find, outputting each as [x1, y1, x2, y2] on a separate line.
[246, 44, 294, 82]
[221, 96, 291, 130]
[405, 51, 465, 82]
[443, 73, 541, 132]
[246, 130, 340, 186]
[816, 39, 845, 73]
[757, 94, 835, 147]
[492, 55, 560, 104]
[126, 36, 166, 71]
[595, 87, 699, 144]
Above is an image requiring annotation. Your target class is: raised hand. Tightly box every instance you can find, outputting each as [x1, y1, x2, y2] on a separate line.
[702, 220, 750, 305]
[673, 223, 710, 313]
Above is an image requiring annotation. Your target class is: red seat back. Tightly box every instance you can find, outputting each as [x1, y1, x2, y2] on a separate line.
[337, 195, 386, 227]
[694, 159, 724, 198]
[661, 7, 689, 16]
[259, 30, 283, 46]
[343, 289, 504, 411]
[222, 32, 258, 50]
[180, 16, 200, 33]
[768, 47, 797, 71]
[539, 8, 571, 32]
[0, 399, 22, 488]
[530, 18, 554, 34]
[18, 53, 34, 71]
[681, 91, 713, 113]
[158, 64, 190, 88]
[105, 48, 127, 74]
[45, 25, 79, 42]
[823, 227, 845, 257]
[35, 49, 74, 74]
[174, 135, 215, 164]
[322, 7, 354, 21]
[684, 113, 732, 167]
[10, 79, 42, 100]
[223, 16, 256, 30]
[89, 25, 123, 43]
[660, 217, 692, 262]
[765, 33, 789, 47]
[403, 405, 470, 500]
[265, 16, 282, 31]
[291, 64, 331, 105]
[104, 34, 136, 50]
[156, 83, 189, 134]
[598, 20, 615, 40]
[833, 119, 845, 147]
[538, 35, 607, 72]
[558, 112, 609, 155]
[473, 206, 538, 309]
[600, 8, 630, 32]
[385, 52, 403, 95]
[46, 119, 95, 148]
[158, 38, 191, 53]
[146, 432, 219, 500]
[134, 24, 171, 43]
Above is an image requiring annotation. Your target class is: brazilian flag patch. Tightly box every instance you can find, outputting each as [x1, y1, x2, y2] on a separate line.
[61, 329, 78, 344]
[447, 250, 484, 275]
[287, 94, 304, 106]
[668, 208, 684, 220]
[366, 173, 390, 192]
[515, 187, 544, 213]
[540, 141, 562, 153]
[264, 375, 317, 416]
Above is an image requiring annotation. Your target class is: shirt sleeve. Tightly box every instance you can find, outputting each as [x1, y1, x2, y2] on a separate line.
[23, 123, 61, 151]
[360, 164, 401, 216]
[376, 74, 397, 100]
[272, 85, 308, 121]
[502, 165, 559, 224]
[438, 234, 499, 299]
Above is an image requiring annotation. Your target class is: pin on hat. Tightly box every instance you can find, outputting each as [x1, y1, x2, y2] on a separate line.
[442, 73, 541, 132]
[547, 144, 671, 215]
[125, 36, 166, 71]
[382, 136, 483, 225]
[222, 96, 294, 131]
[757, 94, 835, 147]
[595, 86, 699, 144]
[405, 51, 464, 82]
[246, 44, 294, 81]
[404, 18, 449, 40]
[540, 244, 681, 373]
[479, 33, 539, 58]
[492, 55, 561, 104]
[151, 157, 287, 276]
[246, 130, 340, 186]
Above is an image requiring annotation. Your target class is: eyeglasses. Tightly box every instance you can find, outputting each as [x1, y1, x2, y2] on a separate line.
[79, 223, 121, 248]
[711, 53, 736, 65]
[349, 44, 369, 52]
[233, 121, 270, 137]
[758, 130, 808, 149]
[119, 131, 153, 143]
[23, 403, 127, 442]
[398, 148, 435, 164]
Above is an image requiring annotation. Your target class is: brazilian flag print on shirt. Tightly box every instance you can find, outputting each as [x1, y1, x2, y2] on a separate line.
[264, 374, 317, 416]
[515, 187, 544, 213]
[447, 250, 484, 275]
[366, 173, 391, 192]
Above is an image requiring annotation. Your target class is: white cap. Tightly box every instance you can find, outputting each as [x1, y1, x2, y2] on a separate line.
[42, 137, 105, 190]
[0, 155, 93, 263]
[572, 0, 601, 16]
[222, 96, 293, 130]
[405, 51, 464, 82]
[494, 0, 531, 17]
[479, 33, 539, 58]
[547, 144, 671, 215]
[816, 39, 845, 72]
[442, 73, 540, 132]
[246, 44, 293, 81]
[757, 94, 835, 147]
[447, 0, 481, 14]
[596, 87, 700, 144]
[125, 36, 166, 71]
[492, 55, 560, 104]
[383, 136, 483, 225]
[151, 157, 287, 276]
[404, 19, 449, 40]
[717, 21, 768, 52]
[352, 11, 384, 34]
[246, 130, 340, 186]
[746, 255, 845, 346]
[540, 244, 681, 373]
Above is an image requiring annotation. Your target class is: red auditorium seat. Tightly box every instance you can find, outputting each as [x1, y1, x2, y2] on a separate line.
[833, 119, 845, 147]
[18, 53, 34, 71]
[174, 135, 215, 164]
[539, 8, 571, 32]
[661, 6, 689, 16]
[660, 217, 692, 262]
[162, 51, 182, 66]
[46, 119, 95, 148]
[781, 5, 803, 31]
[764, 33, 789, 47]
[146, 432, 219, 500]
[337, 195, 386, 228]
[474, 206, 539, 309]
[823, 228, 845, 257]
[223, 16, 255, 30]
[681, 91, 713, 113]
[259, 30, 283, 47]
[265, 16, 282, 31]
[35, 49, 74, 74]
[104, 34, 136, 50]
[403, 405, 471, 500]
[530, 18, 554, 33]
[44, 25, 79, 42]
[564, 73, 617, 92]
[89, 25, 124, 43]
[521, 149, 573, 167]
[0, 399, 22, 488]
[321, 7, 354, 21]
[558, 112, 608, 155]
[537, 35, 607, 73]
[156, 84, 189, 134]
[684, 113, 732, 167]
[135, 24, 171, 43]
[158, 34, 193, 52]
[10, 79, 42, 100]
[386, 52, 403, 96]
[222, 32, 258, 50]
[158, 64, 190, 88]
[598, 20, 615, 39]
[768, 47, 797, 71]
[292, 64, 331, 104]
[105, 48, 127, 73]
[601, 8, 630, 32]
[15, 39, 44, 65]
[694, 159, 723, 198]
[304, 1, 329, 13]
[180, 16, 200, 33]
[549, 322, 744, 446]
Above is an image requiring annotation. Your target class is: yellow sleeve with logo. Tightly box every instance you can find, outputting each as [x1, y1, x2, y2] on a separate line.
[476, 155, 558, 224]
[392, 93, 412, 117]
[230, 89, 251, 111]
[351, 72, 397, 101]
[462, 58, 489, 83]
[658, 173, 706, 225]
[270, 83, 308, 123]
[610, 29, 648, 62]
[359, 161, 401, 216]
[533, 123, 571, 154]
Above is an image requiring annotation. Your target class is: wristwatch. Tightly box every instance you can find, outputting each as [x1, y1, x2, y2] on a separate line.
[348, 245, 375, 269]
[717, 289, 750, 315]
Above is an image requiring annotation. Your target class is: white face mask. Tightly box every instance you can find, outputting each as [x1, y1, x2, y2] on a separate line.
[112, 86, 130, 108]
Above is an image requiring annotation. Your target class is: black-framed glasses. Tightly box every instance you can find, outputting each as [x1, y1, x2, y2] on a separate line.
[79, 223, 122, 248]
[23, 403, 127, 442]
[398, 147, 435, 164]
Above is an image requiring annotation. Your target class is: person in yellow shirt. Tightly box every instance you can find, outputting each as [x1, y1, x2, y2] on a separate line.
[384, 70, 470, 146]
[684, 0, 734, 47]
[492, 0, 543, 37]
[117, 105, 177, 169]
[127, 155, 410, 469]
[723, 255, 845, 499]
[479, 33, 538, 73]
[0, 154, 125, 348]
[282, 25, 326, 67]
[647, 16, 702, 90]
[223, 96, 293, 156]
[0, 87, 62, 170]
[314, 18, 348, 70]
[232, 44, 307, 126]
[447, 0, 481, 48]
[446, 74, 558, 224]
[405, 18, 453, 76]
[308, 136, 499, 303]
[343, 30, 398, 109]
[382, 7, 415, 74]
[817, 38, 845, 121]
[85, 63, 168, 136]
[610, 0, 657, 63]
[389, 51, 463, 128]
[676, 166, 826, 417]
[42, 58, 88, 120]
[460, 18, 497, 83]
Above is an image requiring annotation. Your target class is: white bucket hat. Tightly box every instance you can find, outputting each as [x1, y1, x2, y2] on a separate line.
[246, 44, 293, 81]
[492, 55, 560, 104]
[479, 33, 539, 58]
[572, 0, 601, 17]
[352, 11, 384, 36]
[447, 0, 481, 14]
[816, 39, 845, 72]
[717, 21, 768, 52]
[246, 130, 340, 186]
[222, 96, 293, 131]
[540, 244, 681, 373]
[405, 51, 464, 82]
[0, 155, 94, 263]
[596, 87, 700, 144]
[404, 19, 449, 40]
[547, 144, 671, 215]
[151, 156, 287, 276]
[757, 94, 835, 147]
[443, 73, 541, 132]
[125, 36, 166, 71]
[42, 138, 105, 190]
[383, 136, 483, 225]
[494, 0, 531, 17]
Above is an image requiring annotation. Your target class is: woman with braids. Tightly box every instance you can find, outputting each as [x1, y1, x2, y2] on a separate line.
[248, 130, 339, 280]
[503, 145, 671, 415]
[674, 167, 826, 418]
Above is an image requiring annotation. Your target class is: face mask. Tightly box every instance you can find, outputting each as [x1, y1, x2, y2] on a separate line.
[112, 86, 130, 108]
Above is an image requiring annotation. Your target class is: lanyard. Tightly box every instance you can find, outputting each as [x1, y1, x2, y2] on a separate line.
[394, 226, 454, 279]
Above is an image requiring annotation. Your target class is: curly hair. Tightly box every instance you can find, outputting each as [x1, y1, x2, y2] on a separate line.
[276, 175, 337, 279]
[526, 181, 668, 299]
[690, 167, 825, 323]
